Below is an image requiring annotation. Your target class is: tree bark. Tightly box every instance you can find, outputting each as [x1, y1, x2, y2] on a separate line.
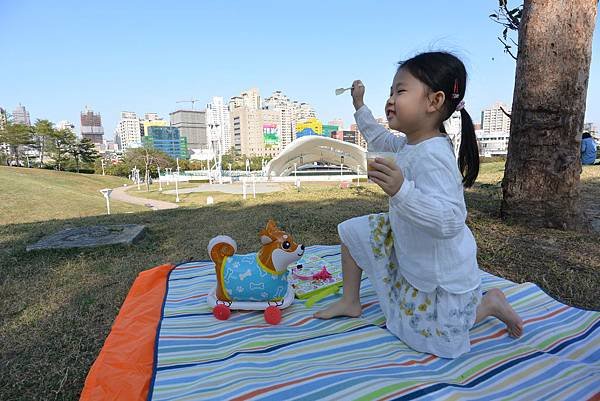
[501, 0, 597, 230]
[40, 136, 45, 166]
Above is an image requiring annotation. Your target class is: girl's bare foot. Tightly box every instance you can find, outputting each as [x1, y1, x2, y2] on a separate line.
[314, 299, 362, 319]
[482, 288, 524, 338]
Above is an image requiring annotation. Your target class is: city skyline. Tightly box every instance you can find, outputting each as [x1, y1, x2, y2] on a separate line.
[1, 1, 599, 138]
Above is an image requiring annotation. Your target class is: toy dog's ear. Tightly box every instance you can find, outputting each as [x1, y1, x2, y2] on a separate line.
[265, 219, 278, 232]
[260, 235, 273, 245]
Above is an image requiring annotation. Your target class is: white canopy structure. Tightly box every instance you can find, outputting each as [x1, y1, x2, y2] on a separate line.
[265, 136, 367, 177]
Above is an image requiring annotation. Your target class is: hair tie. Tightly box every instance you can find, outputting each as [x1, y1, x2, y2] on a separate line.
[455, 100, 465, 111]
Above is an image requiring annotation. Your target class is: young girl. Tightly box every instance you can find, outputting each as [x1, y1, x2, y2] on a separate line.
[315, 52, 523, 358]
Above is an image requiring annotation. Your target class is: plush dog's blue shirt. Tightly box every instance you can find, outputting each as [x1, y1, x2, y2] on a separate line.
[219, 253, 288, 301]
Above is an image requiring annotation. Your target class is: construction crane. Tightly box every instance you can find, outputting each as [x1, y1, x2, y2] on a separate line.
[176, 99, 202, 110]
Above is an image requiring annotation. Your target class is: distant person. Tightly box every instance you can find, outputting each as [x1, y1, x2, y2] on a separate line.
[581, 132, 597, 165]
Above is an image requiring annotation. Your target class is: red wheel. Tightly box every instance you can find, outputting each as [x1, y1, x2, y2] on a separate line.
[213, 304, 231, 320]
[264, 306, 282, 325]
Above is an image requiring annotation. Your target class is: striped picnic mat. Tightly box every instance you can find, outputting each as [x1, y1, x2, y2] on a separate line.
[147, 245, 600, 401]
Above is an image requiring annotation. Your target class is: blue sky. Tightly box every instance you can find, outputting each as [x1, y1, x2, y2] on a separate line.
[1, 0, 599, 138]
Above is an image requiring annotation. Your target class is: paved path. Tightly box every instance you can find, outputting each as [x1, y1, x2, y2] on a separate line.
[162, 183, 284, 195]
[111, 185, 179, 210]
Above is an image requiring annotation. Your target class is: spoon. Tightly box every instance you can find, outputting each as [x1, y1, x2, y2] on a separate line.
[335, 87, 352, 96]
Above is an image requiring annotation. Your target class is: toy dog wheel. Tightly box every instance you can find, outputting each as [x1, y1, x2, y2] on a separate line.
[213, 303, 231, 320]
[264, 306, 282, 325]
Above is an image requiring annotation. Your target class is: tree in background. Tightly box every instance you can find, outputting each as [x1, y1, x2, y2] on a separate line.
[48, 128, 76, 171]
[0, 120, 34, 166]
[220, 148, 271, 171]
[496, 0, 597, 230]
[70, 138, 99, 173]
[32, 119, 54, 166]
[122, 147, 174, 190]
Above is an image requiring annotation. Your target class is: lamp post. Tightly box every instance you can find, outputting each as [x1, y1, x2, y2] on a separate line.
[101, 158, 106, 176]
[157, 166, 163, 191]
[165, 168, 171, 186]
[217, 124, 223, 184]
[100, 188, 112, 215]
[174, 171, 180, 203]
[340, 155, 345, 178]
[294, 162, 300, 190]
[208, 122, 222, 184]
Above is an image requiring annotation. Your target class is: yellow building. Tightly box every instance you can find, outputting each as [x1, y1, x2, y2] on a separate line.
[143, 120, 168, 137]
[295, 117, 323, 135]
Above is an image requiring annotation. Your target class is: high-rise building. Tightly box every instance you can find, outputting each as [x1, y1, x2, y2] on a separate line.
[263, 91, 295, 149]
[229, 88, 320, 157]
[80, 106, 104, 145]
[295, 102, 316, 121]
[140, 113, 167, 138]
[296, 117, 323, 137]
[170, 110, 207, 160]
[481, 102, 511, 134]
[56, 120, 76, 133]
[259, 108, 284, 158]
[240, 88, 261, 110]
[230, 107, 281, 158]
[143, 126, 189, 160]
[103, 139, 120, 153]
[140, 115, 168, 138]
[230, 103, 282, 158]
[206, 97, 232, 157]
[116, 111, 141, 149]
[331, 130, 360, 145]
[230, 107, 248, 155]
[322, 124, 339, 138]
[476, 131, 510, 157]
[230, 88, 266, 157]
[144, 113, 161, 121]
[328, 119, 344, 131]
[12, 104, 31, 126]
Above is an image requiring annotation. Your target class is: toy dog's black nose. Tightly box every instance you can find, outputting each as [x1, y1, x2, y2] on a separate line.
[301, 244, 305, 250]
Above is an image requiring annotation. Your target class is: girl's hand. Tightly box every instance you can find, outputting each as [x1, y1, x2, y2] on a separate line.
[368, 158, 404, 197]
[350, 80, 365, 111]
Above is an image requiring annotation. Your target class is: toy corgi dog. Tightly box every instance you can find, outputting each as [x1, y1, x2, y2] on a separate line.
[208, 220, 304, 302]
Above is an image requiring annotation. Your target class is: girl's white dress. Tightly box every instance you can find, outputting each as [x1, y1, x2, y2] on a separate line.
[340, 106, 482, 359]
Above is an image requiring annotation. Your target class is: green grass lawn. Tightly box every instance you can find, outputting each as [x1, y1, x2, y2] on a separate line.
[0, 163, 599, 400]
[0, 166, 146, 224]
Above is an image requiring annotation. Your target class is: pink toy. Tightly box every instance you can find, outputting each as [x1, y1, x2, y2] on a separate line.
[292, 266, 333, 281]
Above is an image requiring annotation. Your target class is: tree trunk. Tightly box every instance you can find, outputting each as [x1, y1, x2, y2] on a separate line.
[501, 0, 597, 230]
[40, 137, 45, 166]
[12, 145, 20, 166]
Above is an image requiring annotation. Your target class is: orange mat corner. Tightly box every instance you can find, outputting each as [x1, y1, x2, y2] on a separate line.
[80, 263, 175, 401]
